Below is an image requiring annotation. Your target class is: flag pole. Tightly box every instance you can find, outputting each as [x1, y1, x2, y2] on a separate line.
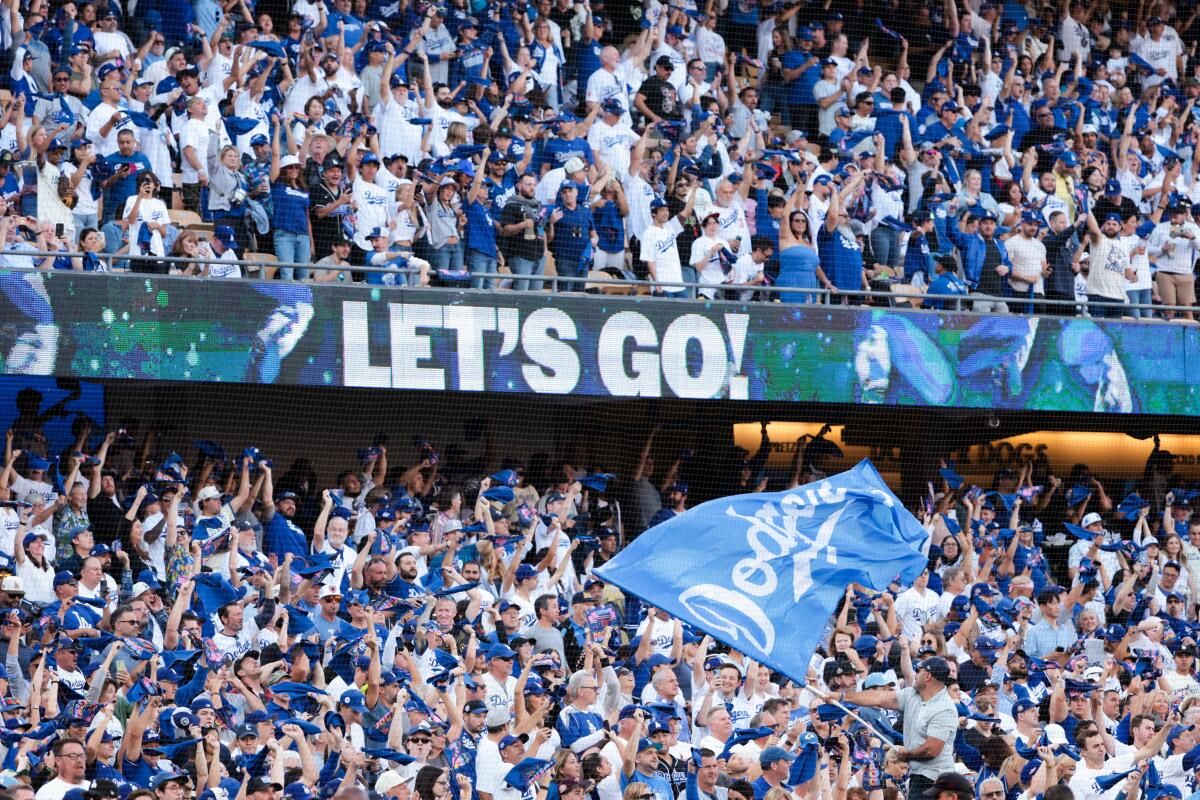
[805, 686, 901, 750]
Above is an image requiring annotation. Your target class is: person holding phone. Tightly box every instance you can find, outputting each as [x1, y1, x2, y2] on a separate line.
[122, 171, 169, 268]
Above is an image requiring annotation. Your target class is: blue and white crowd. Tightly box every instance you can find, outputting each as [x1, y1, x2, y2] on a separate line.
[3, 0, 1200, 312]
[0, 407, 1197, 800]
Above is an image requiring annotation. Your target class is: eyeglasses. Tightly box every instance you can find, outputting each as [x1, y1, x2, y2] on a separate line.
[408, 737, 432, 744]
[322, 596, 342, 603]
[638, 795, 654, 799]
[59, 752, 86, 760]
[983, 792, 1005, 797]
[579, 684, 599, 690]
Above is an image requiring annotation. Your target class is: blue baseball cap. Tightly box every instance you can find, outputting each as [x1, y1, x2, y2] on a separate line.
[213, 225, 237, 247]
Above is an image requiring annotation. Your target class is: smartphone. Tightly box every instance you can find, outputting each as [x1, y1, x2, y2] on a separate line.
[55, 223, 63, 238]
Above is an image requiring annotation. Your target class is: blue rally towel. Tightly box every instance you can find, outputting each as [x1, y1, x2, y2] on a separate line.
[594, 460, 930, 684]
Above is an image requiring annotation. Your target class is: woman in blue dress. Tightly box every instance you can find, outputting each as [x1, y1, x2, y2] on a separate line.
[775, 186, 834, 304]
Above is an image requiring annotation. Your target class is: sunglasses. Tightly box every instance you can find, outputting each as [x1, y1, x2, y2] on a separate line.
[408, 737, 432, 744]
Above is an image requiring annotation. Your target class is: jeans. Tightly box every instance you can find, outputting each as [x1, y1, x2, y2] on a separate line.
[467, 249, 496, 289]
[101, 221, 129, 270]
[508, 255, 544, 291]
[431, 241, 464, 275]
[1126, 288, 1152, 318]
[869, 225, 901, 268]
[73, 212, 98, 233]
[678, 265, 698, 298]
[1088, 294, 1124, 318]
[274, 230, 311, 280]
[554, 253, 586, 291]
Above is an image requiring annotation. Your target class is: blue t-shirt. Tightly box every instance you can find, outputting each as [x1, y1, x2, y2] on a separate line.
[270, 182, 310, 235]
[574, 38, 604, 84]
[784, 51, 819, 106]
[621, 769, 674, 800]
[817, 225, 864, 291]
[595, 200, 624, 253]
[1012, 544, 1050, 589]
[540, 136, 593, 171]
[904, 231, 933, 280]
[465, 198, 498, 257]
[452, 41, 489, 87]
[263, 510, 307, 560]
[550, 205, 593, 267]
[326, 11, 365, 47]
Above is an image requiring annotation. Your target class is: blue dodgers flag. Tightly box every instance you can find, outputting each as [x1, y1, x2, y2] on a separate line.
[594, 460, 929, 684]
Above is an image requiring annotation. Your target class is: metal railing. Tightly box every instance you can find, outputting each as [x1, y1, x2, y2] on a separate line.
[12, 250, 1200, 318]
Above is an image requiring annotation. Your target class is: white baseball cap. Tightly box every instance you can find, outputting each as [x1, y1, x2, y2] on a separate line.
[131, 582, 151, 598]
[1081, 512, 1103, 528]
[196, 485, 221, 503]
[563, 157, 585, 174]
[375, 772, 416, 795]
[319, 583, 342, 599]
[278, 155, 300, 169]
[0, 576, 23, 594]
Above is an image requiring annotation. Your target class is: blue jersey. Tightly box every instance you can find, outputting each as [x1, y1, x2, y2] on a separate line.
[817, 225, 864, 291]
[263, 510, 307, 560]
[465, 199, 498, 257]
[540, 136, 593, 171]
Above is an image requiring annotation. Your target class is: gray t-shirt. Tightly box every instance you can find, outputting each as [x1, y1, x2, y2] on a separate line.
[631, 478, 662, 533]
[522, 623, 567, 666]
[895, 686, 959, 780]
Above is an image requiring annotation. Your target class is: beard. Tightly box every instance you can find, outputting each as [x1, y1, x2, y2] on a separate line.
[437, 98, 453, 109]
[400, 566, 418, 581]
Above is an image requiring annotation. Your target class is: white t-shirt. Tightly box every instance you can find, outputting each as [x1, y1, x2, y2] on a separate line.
[641, 218, 685, 285]
[587, 120, 637, 178]
[208, 249, 242, 279]
[122, 195, 170, 257]
[480, 672, 517, 720]
[179, 117, 211, 184]
[634, 616, 675, 656]
[689, 234, 729, 297]
[1135, 35, 1182, 86]
[894, 587, 943, 639]
[35, 778, 90, 800]
[1086, 234, 1131, 300]
[352, 176, 394, 250]
[376, 93, 423, 163]
[1120, 233, 1153, 291]
[85, 102, 131, 157]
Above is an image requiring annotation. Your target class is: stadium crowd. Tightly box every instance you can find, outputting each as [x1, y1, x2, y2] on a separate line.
[0, 404, 1196, 800]
[3, 0, 1200, 314]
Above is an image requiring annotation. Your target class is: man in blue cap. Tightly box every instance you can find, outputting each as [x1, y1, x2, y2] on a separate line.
[481, 643, 518, 719]
[351, 149, 392, 268]
[841, 657, 958, 798]
[755, 746, 797, 800]
[260, 461, 306, 560]
[646, 483, 688, 529]
[619, 713, 675, 800]
[948, 206, 1010, 311]
[1006, 210, 1050, 314]
[338, 688, 369, 749]
[1083, 208, 1136, 318]
[205, 225, 242, 279]
[547, 180, 596, 292]
[501, 563, 541, 630]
